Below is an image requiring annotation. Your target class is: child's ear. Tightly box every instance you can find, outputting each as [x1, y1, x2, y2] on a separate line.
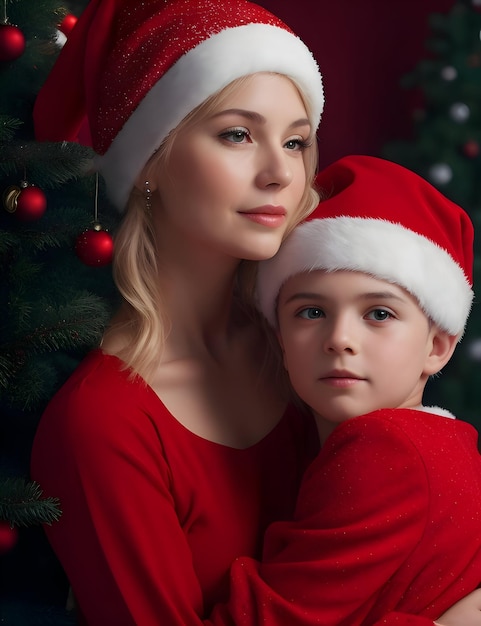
[423, 328, 458, 377]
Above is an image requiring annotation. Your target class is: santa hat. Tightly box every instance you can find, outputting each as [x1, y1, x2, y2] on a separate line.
[34, 0, 323, 211]
[256, 155, 474, 337]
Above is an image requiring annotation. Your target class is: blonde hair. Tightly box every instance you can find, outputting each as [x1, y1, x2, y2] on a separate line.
[103, 74, 320, 383]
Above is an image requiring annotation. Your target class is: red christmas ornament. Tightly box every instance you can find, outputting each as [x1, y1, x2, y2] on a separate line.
[0, 23, 25, 62]
[59, 14, 78, 36]
[75, 222, 114, 267]
[16, 186, 47, 221]
[0, 522, 18, 554]
[3, 183, 47, 221]
[462, 139, 480, 159]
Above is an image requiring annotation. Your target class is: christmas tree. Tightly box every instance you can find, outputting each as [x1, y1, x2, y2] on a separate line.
[383, 0, 481, 431]
[0, 0, 118, 621]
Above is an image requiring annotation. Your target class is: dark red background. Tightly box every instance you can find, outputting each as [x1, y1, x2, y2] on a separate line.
[258, 1, 454, 168]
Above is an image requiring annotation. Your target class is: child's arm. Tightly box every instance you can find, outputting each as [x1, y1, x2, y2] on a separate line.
[208, 412, 481, 625]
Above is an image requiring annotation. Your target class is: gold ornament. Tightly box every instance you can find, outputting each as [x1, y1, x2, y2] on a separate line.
[3, 185, 21, 213]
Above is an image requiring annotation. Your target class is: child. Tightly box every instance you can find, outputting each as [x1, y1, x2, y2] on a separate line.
[211, 155, 481, 625]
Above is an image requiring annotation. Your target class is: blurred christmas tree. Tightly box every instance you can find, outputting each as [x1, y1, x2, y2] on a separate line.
[0, 0, 118, 622]
[383, 0, 481, 431]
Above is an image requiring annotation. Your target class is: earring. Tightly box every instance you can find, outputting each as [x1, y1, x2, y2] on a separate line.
[144, 181, 152, 214]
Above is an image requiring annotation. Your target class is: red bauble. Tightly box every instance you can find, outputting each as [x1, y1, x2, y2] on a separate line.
[0, 522, 18, 554]
[3, 184, 47, 221]
[0, 23, 26, 62]
[16, 186, 47, 221]
[59, 14, 78, 36]
[75, 223, 114, 267]
[463, 139, 480, 159]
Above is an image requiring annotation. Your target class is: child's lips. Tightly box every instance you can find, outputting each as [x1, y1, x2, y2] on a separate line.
[320, 370, 365, 387]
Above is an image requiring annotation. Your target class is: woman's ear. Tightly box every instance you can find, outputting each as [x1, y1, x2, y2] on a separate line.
[133, 155, 159, 193]
[423, 328, 458, 377]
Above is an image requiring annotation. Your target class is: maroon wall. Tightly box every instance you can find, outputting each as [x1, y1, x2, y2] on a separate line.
[258, 1, 454, 168]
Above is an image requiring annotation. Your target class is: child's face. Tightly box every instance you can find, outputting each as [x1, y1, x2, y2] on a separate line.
[276, 270, 444, 442]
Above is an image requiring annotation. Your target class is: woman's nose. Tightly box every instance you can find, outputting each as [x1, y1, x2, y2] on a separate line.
[255, 146, 293, 189]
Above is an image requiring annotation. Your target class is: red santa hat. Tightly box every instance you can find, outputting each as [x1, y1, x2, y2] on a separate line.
[256, 155, 474, 337]
[34, 0, 323, 211]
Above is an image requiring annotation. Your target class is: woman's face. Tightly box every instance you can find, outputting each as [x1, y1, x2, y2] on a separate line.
[150, 73, 311, 262]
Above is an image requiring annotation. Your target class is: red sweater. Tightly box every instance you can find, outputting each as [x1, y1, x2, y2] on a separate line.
[31, 353, 455, 625]
[31, 350, 315, 624]
[211, 409, 481, 625]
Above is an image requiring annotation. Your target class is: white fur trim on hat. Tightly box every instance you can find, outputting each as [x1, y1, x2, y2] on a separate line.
[256, 216, 473, 337]
[95, 23, 323, 210]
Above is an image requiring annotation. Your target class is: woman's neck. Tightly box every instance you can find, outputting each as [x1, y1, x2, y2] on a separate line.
[165, 265, 235, 348]
[156, 250, 248, 361]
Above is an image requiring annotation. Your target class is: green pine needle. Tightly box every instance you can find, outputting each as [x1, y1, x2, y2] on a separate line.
[0, 141, 94, 186]
[0, 477, 61, 527]
[0, 116, 23, 142]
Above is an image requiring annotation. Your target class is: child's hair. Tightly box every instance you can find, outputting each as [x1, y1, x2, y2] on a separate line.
[103, 74, 320, 384]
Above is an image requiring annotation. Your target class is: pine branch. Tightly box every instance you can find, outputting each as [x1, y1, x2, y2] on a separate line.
[7, 0, 72, 41]
[0, 228, 20, 254]
[8, 229, 66, 252]
[0, 477, 61, 527]
[0, 115, 23, 142]
[0, 141, 94, 186]
[0, 351, 80, 410]
[0, 603, 77, 626]
[0, 354, 11, 389]
[5, 254, 42, 289]
[13, 292, 110, 354]
[0, 290, 111, 409]
[1, 291, 111, 408]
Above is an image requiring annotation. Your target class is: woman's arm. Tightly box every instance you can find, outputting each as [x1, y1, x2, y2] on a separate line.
[32, 381, 206, 626]
[435, 589, 481, 626]
[372, 590, 481, 626]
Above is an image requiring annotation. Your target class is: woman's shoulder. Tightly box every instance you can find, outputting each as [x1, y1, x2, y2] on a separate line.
[57, 348, 147, 401]
[31, 350, 174, 500]
[39, 349, 162, 438]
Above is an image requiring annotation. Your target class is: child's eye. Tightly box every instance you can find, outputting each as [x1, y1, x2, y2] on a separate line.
[297, 307, 324, 320]
[366, 309, 393, 322]
[219, 128, 250, 143]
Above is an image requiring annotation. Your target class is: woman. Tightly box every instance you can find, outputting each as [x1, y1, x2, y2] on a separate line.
[32, 1, 481, 624]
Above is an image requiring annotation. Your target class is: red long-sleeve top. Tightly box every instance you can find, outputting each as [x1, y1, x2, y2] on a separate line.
[32, 352, 454, 625]
[31, 350, 316, 624]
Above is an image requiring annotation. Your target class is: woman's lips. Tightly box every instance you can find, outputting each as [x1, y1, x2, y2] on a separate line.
[239, 205, 287, 228]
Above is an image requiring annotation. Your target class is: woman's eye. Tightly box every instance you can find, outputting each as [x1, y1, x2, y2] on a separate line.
[367, 309, 392, 322]
[297, 307, 324, 320]
[284, 138, 309, 151]
[220, 128, 249, 143]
